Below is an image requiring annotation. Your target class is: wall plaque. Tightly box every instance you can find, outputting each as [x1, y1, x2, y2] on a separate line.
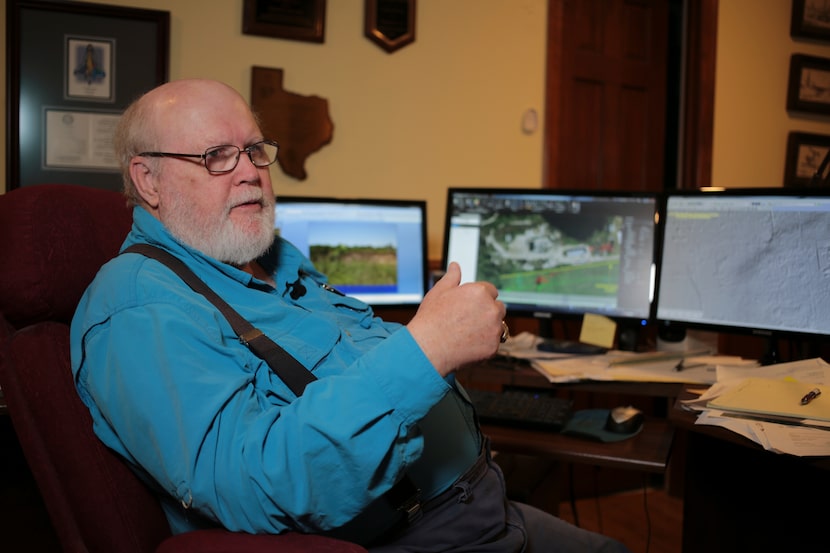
[250, 67, 333, 181]
[364, 0, 415, 53]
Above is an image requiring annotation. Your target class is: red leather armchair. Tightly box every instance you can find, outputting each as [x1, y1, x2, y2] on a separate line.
[0, 184, 366, 553]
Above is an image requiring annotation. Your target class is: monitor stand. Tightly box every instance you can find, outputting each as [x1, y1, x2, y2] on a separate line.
[759, 337, 780, 366]
[537, 317, 554, 341]
[617, 321, 645, 352]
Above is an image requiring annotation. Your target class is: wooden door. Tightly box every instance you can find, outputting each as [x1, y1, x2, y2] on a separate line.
[544, 0, 717, 191]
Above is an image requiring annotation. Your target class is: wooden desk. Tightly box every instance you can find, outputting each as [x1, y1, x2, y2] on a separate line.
[463, 360, 678, 517]
[460, 360, 679, 474]
[670, 386, 830, 553]
[461, 359, 684, 399]
[483, 416, 674, 473]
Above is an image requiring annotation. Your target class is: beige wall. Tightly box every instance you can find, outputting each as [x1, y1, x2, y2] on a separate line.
[712, 0, 830, 187]
[0, 0, 548, 261]
[3, 1, 830, 257]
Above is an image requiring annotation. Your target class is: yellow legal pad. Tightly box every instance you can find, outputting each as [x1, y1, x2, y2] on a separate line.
[708, 377, 830, 423]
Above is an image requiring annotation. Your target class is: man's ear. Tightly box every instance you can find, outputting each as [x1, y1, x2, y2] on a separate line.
[130, 157, 160, 208]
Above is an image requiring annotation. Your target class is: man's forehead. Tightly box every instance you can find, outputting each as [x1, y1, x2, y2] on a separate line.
[149, 88, 257, 144]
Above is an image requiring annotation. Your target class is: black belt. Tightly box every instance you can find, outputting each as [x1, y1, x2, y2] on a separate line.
[372, 439, 491, 546]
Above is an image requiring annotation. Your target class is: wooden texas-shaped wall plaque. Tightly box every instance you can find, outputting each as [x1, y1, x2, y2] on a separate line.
[250, 66, 333, 180]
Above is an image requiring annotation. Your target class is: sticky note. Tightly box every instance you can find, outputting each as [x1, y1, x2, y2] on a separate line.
[580, 313, 617, 348]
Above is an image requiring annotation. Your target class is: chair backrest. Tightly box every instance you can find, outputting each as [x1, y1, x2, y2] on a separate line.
[0, 184, 172, 553]
[0, 184, 367, 553]
[2, 320, 174, 553]
[0, 183, 132, 328]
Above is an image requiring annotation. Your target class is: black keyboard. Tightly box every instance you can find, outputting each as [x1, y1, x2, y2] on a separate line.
[466, 387, 573, 432]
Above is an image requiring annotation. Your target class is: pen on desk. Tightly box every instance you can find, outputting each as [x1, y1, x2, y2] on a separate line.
[674, 359, 707, 372]
[800, 387, 821, 406]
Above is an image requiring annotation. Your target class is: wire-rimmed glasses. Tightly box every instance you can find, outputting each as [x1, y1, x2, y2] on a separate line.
[138, 140, 279, 174]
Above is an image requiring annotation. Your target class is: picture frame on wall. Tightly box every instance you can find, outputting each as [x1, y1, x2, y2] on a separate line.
[783, 131, 830, 187]
[6, 1, 169, 192]
[786, 54, 830, 116]
[791, 0, 830, 41]
[65, 37, 115, 101]
[242, 0, 326, 43]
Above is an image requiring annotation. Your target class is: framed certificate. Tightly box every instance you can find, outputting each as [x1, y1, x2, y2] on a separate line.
[6, 1, 170, 191]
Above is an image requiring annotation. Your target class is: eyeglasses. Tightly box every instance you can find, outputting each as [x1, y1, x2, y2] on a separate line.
[138, 140, 279, 174]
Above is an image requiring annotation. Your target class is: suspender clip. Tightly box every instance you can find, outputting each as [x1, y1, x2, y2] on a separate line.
[239, 328, 263, 345]
[398, 491, 423, 525]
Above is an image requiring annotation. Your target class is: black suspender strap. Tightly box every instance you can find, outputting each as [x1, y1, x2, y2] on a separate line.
[123, 243, 316, 396]
[123, 243, 422, 539]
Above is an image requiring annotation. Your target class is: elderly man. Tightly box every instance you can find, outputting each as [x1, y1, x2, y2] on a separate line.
[71, 78, 630, 552]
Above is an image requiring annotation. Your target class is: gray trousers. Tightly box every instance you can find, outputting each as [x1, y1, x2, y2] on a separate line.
[370, 443, 631, 553]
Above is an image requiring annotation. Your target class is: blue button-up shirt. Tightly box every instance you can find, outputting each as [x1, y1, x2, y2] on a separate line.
[71, 206, 480, 536]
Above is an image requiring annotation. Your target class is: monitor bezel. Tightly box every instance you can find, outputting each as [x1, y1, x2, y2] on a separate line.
[654, 186, 830, 345]
[275, 195, 429, 309]
[441, 186, 662, 325]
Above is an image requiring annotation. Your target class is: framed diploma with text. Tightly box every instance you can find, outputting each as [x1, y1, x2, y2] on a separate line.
[6, 1, 170, 191]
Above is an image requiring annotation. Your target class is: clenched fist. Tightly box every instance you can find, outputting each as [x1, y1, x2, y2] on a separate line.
[407, 262, 506, 377]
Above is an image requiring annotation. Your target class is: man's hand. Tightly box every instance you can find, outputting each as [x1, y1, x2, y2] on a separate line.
[407, 262, 506, 377]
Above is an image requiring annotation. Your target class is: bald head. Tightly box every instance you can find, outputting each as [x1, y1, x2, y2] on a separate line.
[140, 79, 253, 138]
[114, 79, 262, 206]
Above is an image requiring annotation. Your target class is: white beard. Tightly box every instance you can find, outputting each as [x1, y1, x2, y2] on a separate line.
[163, 191, 275, 266]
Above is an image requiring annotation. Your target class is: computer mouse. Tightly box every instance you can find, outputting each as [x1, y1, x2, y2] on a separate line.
[605, 406, 645, 434]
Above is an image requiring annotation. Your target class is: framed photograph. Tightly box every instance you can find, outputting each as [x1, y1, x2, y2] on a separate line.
[783, 131, 830, 187]
[66, 36, 115, 101]
[786, 54, 830, 115]
[6, 1, 169, 191]
[242, 0, 326, 43]
[791, 0, 830, 41]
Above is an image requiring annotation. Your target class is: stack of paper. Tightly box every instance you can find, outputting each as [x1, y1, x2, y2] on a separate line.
[532, 349, 755, 384]
[680, 358, 830, 456]
[497, 331, 758, 384]
[707, 377, 830, 423]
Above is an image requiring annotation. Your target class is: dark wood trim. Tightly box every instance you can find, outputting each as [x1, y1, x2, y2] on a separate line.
[542, 0, 564, 189]
[680, 0, 717, 189]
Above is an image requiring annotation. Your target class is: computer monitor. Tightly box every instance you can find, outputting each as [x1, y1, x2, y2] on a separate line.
[655, 188, 830, 362]
[442, 187, 659, 331]
[274, 195, 429, 308]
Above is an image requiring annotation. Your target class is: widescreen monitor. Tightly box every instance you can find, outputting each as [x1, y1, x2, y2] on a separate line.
[275, 196, 429, 307]
[655, 189, 830, 355]
[442, 188, 659, 326]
